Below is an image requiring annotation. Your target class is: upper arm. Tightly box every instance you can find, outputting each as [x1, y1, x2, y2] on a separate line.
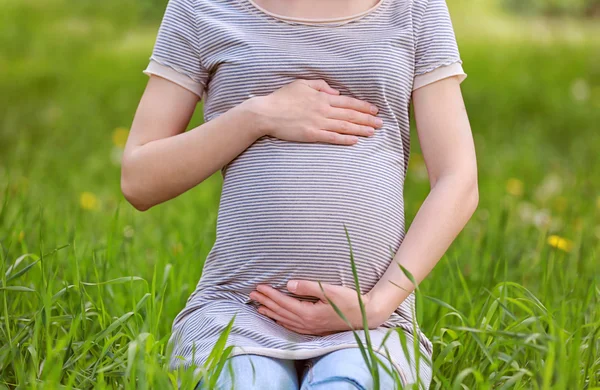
[125, 76, 200, 158]
[410, 0, 476, 186]
[124, 0, 210, 156]
[412, 77, 476, 188]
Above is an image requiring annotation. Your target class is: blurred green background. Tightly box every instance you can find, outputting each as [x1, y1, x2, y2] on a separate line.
[1, 0, 599, 388]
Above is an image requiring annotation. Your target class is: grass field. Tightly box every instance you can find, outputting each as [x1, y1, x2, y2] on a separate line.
[1, 0, 599, 388]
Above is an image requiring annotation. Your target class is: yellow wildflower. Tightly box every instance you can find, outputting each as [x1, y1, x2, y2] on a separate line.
[506, 178, 524, 197]
[547, 235, 573, 252]
[80, 192, 99, 210]
[112, 127, 130, 148]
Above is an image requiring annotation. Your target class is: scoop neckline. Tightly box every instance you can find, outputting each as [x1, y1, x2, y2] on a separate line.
[243, 0, 386, 26]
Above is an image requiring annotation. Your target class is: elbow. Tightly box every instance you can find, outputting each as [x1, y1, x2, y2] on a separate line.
[121, 175, 151, 212]
[120, 155, 152, 212]
[121, 178, 151, 212]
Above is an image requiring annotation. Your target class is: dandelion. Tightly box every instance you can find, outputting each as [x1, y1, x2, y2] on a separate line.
[123, 225, 135, 238]
[112, 127, 130, 148]
[534, 173, 562, 202]
[518, 201, 536, 223]
[506, 178, 524, 197]
[80, 192, 99, 211]
[547, 235, 573, 252]
[533, 209, 552, 228]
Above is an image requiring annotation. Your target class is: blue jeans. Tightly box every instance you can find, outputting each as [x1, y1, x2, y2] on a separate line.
[195, 347, 406, 389]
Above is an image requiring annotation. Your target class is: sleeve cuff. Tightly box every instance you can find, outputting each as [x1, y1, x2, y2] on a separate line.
[412, 62, 467, 91]
[143, 59, 206, 98]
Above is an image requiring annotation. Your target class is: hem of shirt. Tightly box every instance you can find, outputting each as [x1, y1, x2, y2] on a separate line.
[142, 57, 206, 99]
[191, 344, 417, 387]
[413, 60, 467, 91]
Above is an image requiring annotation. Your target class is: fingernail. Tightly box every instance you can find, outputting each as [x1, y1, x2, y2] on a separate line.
[288, 280, 298, 292]
[375, 118, 383, 127]
[370, 105, 378, 114]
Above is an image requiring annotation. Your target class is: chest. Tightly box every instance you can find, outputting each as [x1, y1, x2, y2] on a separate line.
[198, 2, 416, 119]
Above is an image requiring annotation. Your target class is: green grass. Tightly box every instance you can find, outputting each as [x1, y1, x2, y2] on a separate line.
[1, 0, 599, 388]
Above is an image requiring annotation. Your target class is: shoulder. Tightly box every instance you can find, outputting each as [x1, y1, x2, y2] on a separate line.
[410, 0, 451, 21]
[160, 0, 219, 18]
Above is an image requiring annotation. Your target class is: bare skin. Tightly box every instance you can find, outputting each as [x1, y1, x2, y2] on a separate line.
[250, 0, 382, 20]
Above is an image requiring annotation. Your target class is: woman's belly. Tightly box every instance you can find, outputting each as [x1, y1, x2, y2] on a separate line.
[194, 133, 407, 303]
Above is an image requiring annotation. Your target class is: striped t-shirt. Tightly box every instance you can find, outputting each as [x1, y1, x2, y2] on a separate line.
[143, 0, 466, 387]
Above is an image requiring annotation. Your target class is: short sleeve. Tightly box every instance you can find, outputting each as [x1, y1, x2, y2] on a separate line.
[142, 0, 209, 98]
[412, 0, 467, 91]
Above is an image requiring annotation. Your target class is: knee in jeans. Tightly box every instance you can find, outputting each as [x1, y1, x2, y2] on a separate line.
[305, 349, 399, 390]
[199, 354, 297, 390]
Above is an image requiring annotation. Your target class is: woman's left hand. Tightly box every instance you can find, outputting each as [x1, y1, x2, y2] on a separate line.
[248, 280, 390, 336]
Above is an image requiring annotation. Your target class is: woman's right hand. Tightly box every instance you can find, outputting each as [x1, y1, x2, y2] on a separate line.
[251, 79, 384, 145]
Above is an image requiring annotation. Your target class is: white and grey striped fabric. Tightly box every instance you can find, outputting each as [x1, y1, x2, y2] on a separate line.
[145, 0, 466, 387]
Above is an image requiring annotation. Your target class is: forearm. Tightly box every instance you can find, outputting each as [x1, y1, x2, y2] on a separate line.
[369, 173, 479, 317]
[121, 98, 266, 211]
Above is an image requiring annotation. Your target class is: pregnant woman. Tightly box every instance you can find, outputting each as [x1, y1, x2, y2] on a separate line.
[121, 0, 478, 388]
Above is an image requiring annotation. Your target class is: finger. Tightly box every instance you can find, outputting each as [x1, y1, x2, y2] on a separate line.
[293, 281, 345, 305]
[326, 94, 378, 115]
[276, 321, 314, 335]
[257, 305, 302, 328]
[321, 118, 375, 138]
[251, 290, 304, 322]
[256, 285, 311, 318]
[310, 129, 358, 145]
[298, 79, 340, 95]
[326, 107, 383, 129]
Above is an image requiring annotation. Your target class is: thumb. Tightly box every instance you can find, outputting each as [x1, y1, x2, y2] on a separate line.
[288, 280, 336, 301]
[300, 79, 340, 95]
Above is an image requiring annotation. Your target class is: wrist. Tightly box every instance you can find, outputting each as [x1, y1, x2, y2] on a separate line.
[367, 283, 412, 325]
[240, 95, 273, 139]
[366, 289, 395, 327]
